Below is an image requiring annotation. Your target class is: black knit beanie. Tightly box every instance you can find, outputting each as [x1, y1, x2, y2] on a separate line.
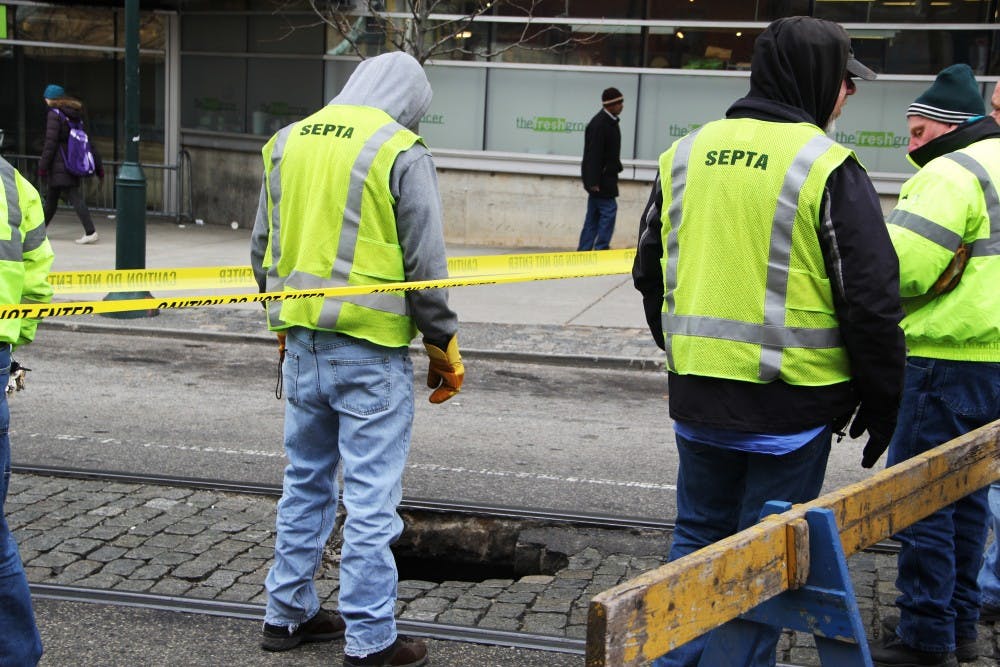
[907, 64, 985, 124]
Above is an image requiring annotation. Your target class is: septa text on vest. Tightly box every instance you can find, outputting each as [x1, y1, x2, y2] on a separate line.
[704, 149, 769, 169]
[299, 123, 355, 138]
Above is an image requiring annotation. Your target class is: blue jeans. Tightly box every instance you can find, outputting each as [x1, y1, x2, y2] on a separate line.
[577, 195, 617, 251]
[978, 483, 1000, 610]
[0, 347, 43, 667]
[888, 357, 1000, 653]
[264, 328, 414, 658]
[653, 427, 832, 667]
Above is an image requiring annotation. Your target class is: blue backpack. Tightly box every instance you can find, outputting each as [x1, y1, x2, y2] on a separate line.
[53, 109, 96, 177]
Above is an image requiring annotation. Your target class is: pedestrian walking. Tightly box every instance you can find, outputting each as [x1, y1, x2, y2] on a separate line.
[0, 156, 55, 666]
[632, 16, 906, 666]
[250, 51, 463, 667]
[38, 83, 104, 245]
[577, 86, 624, 251]
[870, 63, 1000, 667]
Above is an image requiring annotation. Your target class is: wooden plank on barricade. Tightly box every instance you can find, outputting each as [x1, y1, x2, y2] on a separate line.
[587, 419, 1000, 667]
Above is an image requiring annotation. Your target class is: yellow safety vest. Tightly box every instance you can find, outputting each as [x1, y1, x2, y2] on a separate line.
[0, 158, 54, 347]
[259, 105, 421, 347]
[659, 119, 852, 385]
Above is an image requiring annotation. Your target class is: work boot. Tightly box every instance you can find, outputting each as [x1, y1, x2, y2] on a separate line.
[979, 603, 1000, 624]
[260, 608, 345, 652]
[75, 232, 99, 245]
[881, 615, 978, 663]
[343, 635, 428, 666]
[870, 630, 958, 667]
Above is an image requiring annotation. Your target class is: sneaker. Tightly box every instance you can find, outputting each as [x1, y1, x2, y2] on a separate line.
[980, 603, 1000, 624]
[870, 630, 958, 667]
[881, 615, 977, 663]
[260, 608, 345, 652]
[343, 635, 428, 667]
[74, 232, 99, 245]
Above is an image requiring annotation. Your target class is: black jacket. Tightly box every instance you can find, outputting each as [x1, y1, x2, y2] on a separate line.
[632, 23, 905, 434]
[581, 109, 622, 198]
[39, 98, 104, 188]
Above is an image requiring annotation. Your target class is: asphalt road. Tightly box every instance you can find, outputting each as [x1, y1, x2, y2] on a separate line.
[10, 328, 878, 521]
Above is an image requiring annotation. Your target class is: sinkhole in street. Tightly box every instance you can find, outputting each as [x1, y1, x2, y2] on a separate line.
[327, 510, 572, 584]
[391, 511, 570, 584]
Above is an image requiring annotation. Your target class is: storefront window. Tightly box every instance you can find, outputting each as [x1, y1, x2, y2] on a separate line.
[248, 12, 323, 54]
[646, 27, 758, 70]
[647, 0, 811, 21]
[246, 57, 323, 134]
[490, 23, 642, 67]
[15, 6, 116, 47]
[182, 14, 246, 52]
[181, 56, 247, 133]
[814, 0, 991, 23]
[493, 0, 638, 19]
[0, 6, 164, 167]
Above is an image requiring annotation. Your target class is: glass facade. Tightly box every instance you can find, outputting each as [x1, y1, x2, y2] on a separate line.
[2, 0, 1000, 188]
[0, 5, 165, 166]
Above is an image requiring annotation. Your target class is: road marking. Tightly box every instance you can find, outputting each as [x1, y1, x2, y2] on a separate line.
[17, 432, 675, 491]
[408, 462, 676, 491]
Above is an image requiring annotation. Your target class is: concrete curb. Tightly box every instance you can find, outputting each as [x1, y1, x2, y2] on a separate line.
[42, 320, 665, 372]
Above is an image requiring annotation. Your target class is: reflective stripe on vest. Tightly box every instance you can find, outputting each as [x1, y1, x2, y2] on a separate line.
[887, 151, 1000, 258]
[262, 107, 415, 343]
[0, 162, 23, 261]
[661, 128, 845, 383]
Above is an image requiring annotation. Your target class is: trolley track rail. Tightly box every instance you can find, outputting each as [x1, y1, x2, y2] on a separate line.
[12, 464, 900, 554]
[29, 583, 587, 655]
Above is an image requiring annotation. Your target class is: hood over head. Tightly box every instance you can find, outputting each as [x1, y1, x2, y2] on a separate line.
[330, 52, 432, 131]
[748, 16, 870, 129]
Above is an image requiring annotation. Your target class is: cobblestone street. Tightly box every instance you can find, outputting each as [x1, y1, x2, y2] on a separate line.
[11, 473, 1000, 665]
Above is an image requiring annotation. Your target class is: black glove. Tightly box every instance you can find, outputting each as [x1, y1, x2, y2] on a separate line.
[849, 404, 896, 468]
[831, 409, 853, 441]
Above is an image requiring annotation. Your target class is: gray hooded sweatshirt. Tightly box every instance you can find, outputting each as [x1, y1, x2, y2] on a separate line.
[251, 52, 457, 346]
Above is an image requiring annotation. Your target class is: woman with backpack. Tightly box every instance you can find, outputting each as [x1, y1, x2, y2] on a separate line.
[38, 84, 104, 245]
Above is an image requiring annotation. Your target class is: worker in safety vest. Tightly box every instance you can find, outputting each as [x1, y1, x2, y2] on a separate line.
[976, 76, 1000, 647]
[251, 52, 462, 667]
[0, 156, 54, 666]
[870, 64, 1000, 667]
[632, 17, 906, 667]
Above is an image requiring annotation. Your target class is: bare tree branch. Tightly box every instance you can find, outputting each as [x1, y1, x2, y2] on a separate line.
[302, 0, 600, 65]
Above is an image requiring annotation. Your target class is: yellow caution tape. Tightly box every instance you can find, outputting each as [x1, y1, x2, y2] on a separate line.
[2, 249, 637, 319]
[47, 249, 636, 294]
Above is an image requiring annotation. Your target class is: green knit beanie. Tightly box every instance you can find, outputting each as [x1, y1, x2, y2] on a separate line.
[907, 64, 985, 124]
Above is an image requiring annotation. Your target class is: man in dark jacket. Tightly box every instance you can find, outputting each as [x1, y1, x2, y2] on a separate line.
[577, 86, 623, 251]
[38, 84, 104, 245]
[632, 16, 906, 666]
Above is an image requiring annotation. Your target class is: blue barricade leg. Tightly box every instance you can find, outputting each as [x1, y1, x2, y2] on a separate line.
[698, 503, 872, 667]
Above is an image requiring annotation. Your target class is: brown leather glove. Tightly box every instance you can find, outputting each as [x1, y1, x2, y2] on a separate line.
[931, 243, 970, 295]
[424, 335, 464, 404]
[274, 333, 286, 399]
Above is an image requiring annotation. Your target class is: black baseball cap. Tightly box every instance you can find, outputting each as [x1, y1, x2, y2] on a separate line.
[847, 48, 877, 81]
